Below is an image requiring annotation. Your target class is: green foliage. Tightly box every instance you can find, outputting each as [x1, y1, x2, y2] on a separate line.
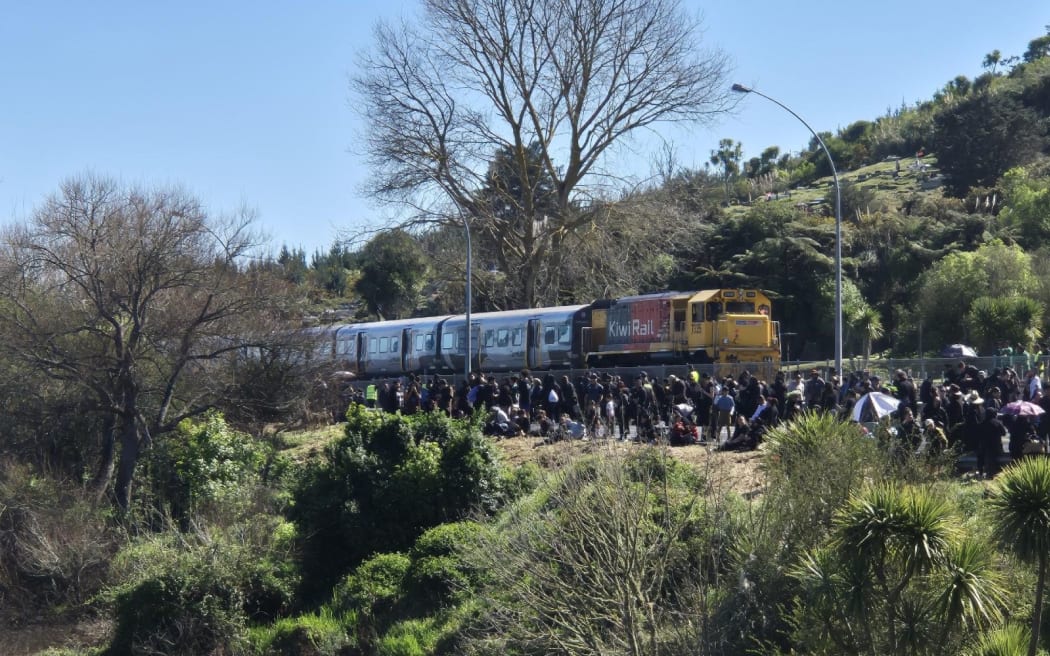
[789, 482, 1004, 654]
[460, 451, 719, 655]
[918, 240, 1034, 350]
[354, 229, 429, 320]
[717, 413, 890, 650]
[990, 459, 1050, 605]
[292, 406, 508, 598]
[376, 616, 448, 656]
[152, 411, 269, 519]
[103, 514, 299, 656]
[1000, 166, 1050, 248]
[249, 606, 354, 656]
[405, 521, 485, 607]
[761, 412, 887, 549]
[967, 295, 1044, 353]
[330, 551, 410, 652]
[932, 89, 1048, 195]
[968, 624, 1044, 656]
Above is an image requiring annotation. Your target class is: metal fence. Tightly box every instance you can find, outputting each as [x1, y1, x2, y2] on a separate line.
[528, 355, 1050, 386]
[376, 355, 1050, 389]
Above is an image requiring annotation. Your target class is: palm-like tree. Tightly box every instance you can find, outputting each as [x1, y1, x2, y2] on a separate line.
[989, 457, 1050, 656]
[854, 306, 884, 368]
[835, 483, 955, 651]
[793, 482, 1001, 654]
[982, 49, 1003, 75]
[969, 624, 1034, 656]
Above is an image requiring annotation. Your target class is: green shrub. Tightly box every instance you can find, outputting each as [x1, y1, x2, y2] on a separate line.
[292, 407, 508, 598]
[103, 514, 299, 655]
[333, 552, 410, 616]
[376, 618, 441, 656]
[151, 411, 269, 520]
[761, 412, 887, 550]
[330, 552, 410, 653]
[500, 461, 540, 501]
[405, 521, 484, 608]
[250, 606, 354, 656]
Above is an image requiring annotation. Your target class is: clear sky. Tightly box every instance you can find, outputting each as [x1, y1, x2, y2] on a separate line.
[2, 1, 1047, 257]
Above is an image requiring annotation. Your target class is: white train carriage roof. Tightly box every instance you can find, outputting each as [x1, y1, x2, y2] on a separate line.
[441, 305, 588, 325]
[334, 316, 452, 334]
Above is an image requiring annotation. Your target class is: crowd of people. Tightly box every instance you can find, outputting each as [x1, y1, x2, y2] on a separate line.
[342, 359, 1050, 471]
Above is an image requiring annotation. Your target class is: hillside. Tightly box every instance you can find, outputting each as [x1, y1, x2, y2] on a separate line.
[725, 153, 943, 219]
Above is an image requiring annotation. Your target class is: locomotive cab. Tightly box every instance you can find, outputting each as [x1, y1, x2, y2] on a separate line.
[687, 289, 780, 364]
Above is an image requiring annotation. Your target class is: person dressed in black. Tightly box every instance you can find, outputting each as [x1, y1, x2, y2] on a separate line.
[1006, 415, 1039, 460]
[894, 369, 917, 413]
[975, 405, 1007, 479]
[897, 406, 922, 451]
[921, 393, 949, 430]
[720, 414, 754, 451]
[784, 391, 804, 423]
[559, 375, 582, 420]
[751, 396, 780, 446]
[957, 391, 985, 453]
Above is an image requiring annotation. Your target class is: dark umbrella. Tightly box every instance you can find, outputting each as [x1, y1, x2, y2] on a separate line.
[940, 344, 978, 358]
[999, 400, 1046, 417]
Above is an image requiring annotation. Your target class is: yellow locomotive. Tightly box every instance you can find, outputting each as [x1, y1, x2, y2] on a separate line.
[582, 289, 780, 366]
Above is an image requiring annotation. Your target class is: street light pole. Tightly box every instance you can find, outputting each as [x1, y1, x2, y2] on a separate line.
[463, 214, 472, 383]
[731, 83, 843, 378]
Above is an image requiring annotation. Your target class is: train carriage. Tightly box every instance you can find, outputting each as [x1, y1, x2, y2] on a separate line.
[334, 316, 450, 377]
[438, 305, 589, 373]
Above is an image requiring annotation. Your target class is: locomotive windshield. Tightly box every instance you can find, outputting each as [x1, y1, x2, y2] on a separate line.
[725, 301, 756, 313]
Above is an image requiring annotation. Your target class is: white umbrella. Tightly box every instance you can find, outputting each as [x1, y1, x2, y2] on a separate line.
[852, 391, 901, 422]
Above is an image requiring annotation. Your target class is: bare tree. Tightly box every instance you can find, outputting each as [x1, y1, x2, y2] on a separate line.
[355, 0, 732, 307]
[460, 449, 733, 656]
[0, 175, 292, 508]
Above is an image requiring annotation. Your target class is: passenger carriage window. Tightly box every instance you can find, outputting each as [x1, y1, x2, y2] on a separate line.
[442, 332, 455, 350]
[425, 333, 435, 350]
[390, 337, 399, 352]
[558, 325, 571, 344]
[512, 328, 522, 346]
[368, 337, 377, 354]
[379, 336, 389, 353]
[415, 334, 424, 351]
[497, 329, 509, 347]
[483, 330, 495, 348]
[544, 327, 557, 345]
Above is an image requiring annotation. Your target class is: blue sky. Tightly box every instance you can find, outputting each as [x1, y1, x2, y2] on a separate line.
[2, 1, 1047, 257]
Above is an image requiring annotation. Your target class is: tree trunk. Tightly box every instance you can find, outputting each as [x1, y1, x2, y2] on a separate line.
[523, 261, 538, 309]
[113, 415, 140, 511]
[88, 414, 117, 501]
[1030, 552, 1046, 656]
[113, 383, 141, 511]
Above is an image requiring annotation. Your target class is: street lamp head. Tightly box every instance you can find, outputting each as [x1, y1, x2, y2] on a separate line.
[731, 83, 752, 93]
